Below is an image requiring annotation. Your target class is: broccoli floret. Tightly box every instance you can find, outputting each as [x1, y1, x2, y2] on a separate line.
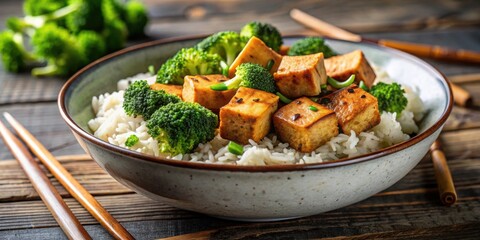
[0, 31, 38, 72]
[240, 21, 283, 52]
[23, 0, 69, 27]
[66, 0, 104, 33]
[124, 0, 149, 38]
[287, 37, 336, 57]
[369, 82, 408, 114]
[196, 31, 246, 66]
[31, 24, 86, 77]
[156, 48, 223, 85]
[147, 102, 218, 155]
[7, 2, 80, 32]
[102, 0, 126, 22]
[102, 19, 128, 53]
[210, 63, 276, 93]
[77, 30, 106, 63]
[123, 80, 181, 120]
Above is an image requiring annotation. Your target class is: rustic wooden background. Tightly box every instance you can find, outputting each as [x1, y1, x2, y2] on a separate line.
[0, 0, 480, 239]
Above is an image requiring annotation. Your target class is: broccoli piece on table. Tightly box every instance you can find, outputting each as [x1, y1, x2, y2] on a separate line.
[147, 101, 218, 155]
[210, 63, 276, 93]
[23, 0, 69, 27]
[124, 0, 149, 38]
[66, 0, 104, 33]
[30, 24, 86, 77]
[196, 31, 246, 66]
[102, 19, 128, 53]
[76, 30, 106, 63]
[7, 2, 80, 32]
[240, 21, 283, 52]
[287, 37, 336, 58]
[123, 80, 181, 120]
[369, 82, 408, 114]
[156, 47, 223, 85]
[0, 31, 38, 72]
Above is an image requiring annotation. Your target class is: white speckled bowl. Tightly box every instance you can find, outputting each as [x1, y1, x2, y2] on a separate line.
[59, 36, 452, 221]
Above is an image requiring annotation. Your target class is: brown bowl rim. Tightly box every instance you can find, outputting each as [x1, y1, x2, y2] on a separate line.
[58, 35, 453, 172]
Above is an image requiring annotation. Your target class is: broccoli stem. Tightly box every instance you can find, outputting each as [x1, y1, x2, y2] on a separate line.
[210, 75, 241, 91]
[327, 74, 355, 89]
[12, 33, 37, 62]
[32, 64, 58, 77]
[24, 2, 80, 28]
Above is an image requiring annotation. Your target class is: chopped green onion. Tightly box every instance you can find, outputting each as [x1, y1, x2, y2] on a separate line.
[228, 141, 244, 155]
[308, 105, 318, 112]
[327, 74, 355, 89]
[220, 61, 229, 76]
[321, 84, 327, 91]
[210, 83, 228, 91]
[359, 80, 369, 91]
[125, 134, 139, 147]
[266, 59, 275, 71]
[148, 65, 155, 75]
[276, 92, 292, 104]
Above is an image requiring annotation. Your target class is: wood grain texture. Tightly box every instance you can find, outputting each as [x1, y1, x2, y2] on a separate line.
[0, 154, 479, 239]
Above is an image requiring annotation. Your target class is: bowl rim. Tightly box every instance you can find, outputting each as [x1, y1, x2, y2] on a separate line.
[58, 34, 453, 172]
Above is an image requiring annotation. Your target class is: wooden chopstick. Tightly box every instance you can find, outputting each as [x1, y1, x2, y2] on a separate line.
[290, 8, 474, 107]
[3, 113, 134, 240]
[290, 8, 480, 64]
[0, 119, 92, 239]
[430, 140, 457, 206]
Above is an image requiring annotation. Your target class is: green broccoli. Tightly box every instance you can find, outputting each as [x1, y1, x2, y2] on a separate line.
[156, 47, 223, 85]
[66, 0, 104, 33]
[369, 82, 408, 114]
[24, 0, 68, 16]
[124, 0, 149, 38]
[196, 31, 246, 66]
[102, 19, 128, 53]
[31, 24, 86, 77]
[102, 0, 126, 22]
[240, 21, 283, 52]
[125, 134, 139, 147]
[210, 63, 276, 93]
[0, 31, 38, 72]
[147, 102, 218, 155]
[77, 31, 106, 63]
[287, 37, 336, 57]
[123, 80, 181, 120]
[6, 2, 80, 32]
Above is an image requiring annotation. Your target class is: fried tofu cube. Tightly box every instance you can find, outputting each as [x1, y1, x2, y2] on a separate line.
[150, 83, 183, 99]
[228, 36, 282, 77]
[273, 53, 327, 98]
[322, 85, 380, 135]
[324, 50, 376, 88]
[219, 87, 279, 144]
[273, 97, 338, 152]
[182, 74, 236, 112]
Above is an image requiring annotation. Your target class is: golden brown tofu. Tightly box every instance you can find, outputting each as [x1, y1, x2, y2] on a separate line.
[150, 83, 183, 99]
[324, 50, 376, 88]
[219, 87, 279, 144]
[273, 53, 327, 98]
[182, 75, 236, 113]
[273, 97, 338, 152]
[321, 85, 380, 135]
[228, 36, 282, 77]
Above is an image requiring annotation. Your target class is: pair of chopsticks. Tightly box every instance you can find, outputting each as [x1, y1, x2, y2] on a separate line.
[290, 9, 457, 206]
[0, 113, 134, 239]
[290, 8, 476, 108]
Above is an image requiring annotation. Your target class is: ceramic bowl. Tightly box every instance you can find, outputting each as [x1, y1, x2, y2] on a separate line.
[59, 36, 452, 221]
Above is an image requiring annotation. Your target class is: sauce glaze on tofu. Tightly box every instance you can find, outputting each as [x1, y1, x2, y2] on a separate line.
[219, 87, 279, 144]
[273, 97, 338, 152]
[321, 85, 380, 135]
[182, 74, 236, 113]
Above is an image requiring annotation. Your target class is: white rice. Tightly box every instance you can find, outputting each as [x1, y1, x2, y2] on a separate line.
[88, 71, 425, 166]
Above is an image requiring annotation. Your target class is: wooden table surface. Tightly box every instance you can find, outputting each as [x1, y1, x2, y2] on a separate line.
[1, 0, 480, 239]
